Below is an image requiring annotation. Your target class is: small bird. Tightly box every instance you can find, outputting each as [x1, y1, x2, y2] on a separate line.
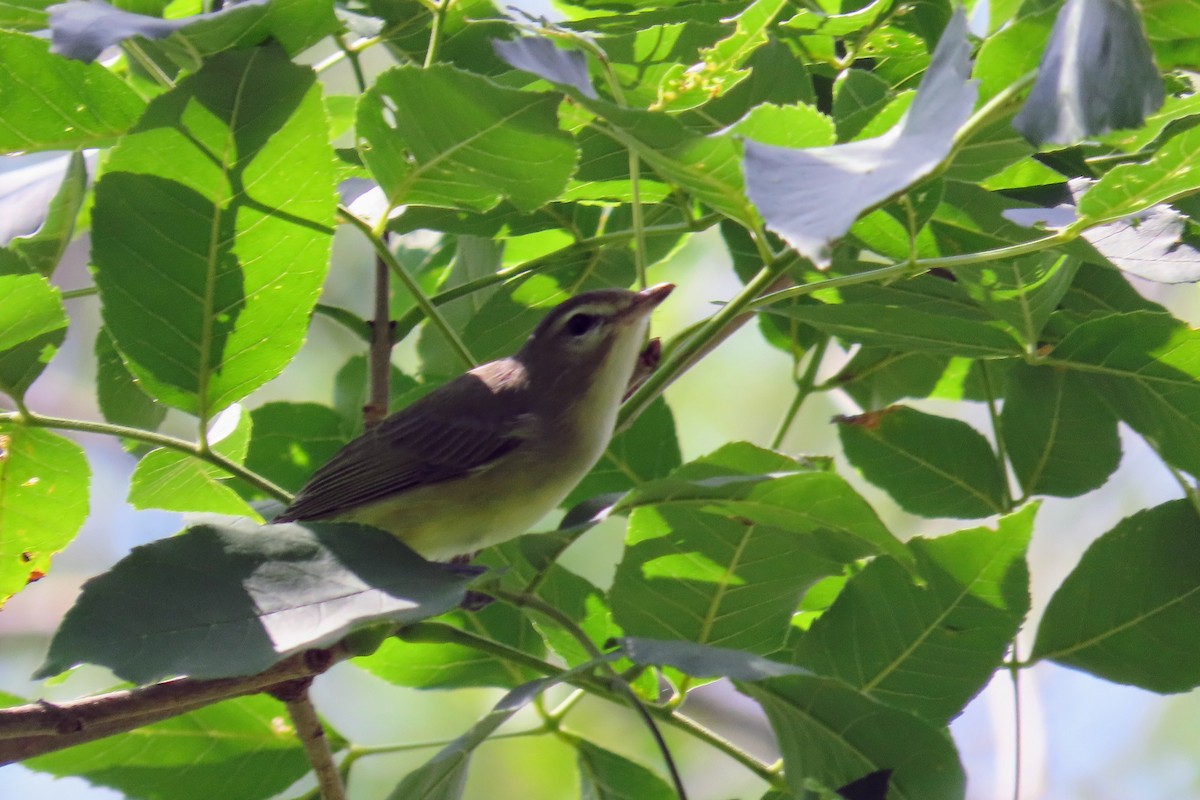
[277, 283, 674, 560]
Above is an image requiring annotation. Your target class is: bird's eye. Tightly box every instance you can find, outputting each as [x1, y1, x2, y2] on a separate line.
[564, 313, 598, 337]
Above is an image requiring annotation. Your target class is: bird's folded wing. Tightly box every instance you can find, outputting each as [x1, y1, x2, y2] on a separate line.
[277, 369, 534, 522]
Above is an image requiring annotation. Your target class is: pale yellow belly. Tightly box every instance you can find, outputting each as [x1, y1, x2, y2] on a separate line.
[341, 458, 585, 560]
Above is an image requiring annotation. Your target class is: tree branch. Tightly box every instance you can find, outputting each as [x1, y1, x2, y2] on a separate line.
[277, 682, 347, 800]
[0, 645, 347, 764]
[364, 251, 394, 428]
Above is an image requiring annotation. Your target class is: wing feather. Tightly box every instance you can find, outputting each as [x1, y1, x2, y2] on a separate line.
[277, 361, 534, 522]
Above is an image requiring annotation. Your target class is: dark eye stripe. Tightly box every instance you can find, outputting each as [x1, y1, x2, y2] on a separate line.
[565, 313, 597, 336]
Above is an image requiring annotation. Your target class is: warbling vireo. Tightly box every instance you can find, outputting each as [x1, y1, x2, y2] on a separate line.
[276, 283, 674, 559]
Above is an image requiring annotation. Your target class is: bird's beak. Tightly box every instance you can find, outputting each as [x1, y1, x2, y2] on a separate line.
[636, 283, 675, 310]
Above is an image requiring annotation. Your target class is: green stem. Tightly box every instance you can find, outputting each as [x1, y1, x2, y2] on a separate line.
[124, 40, 175, 89]
[952, 72, 1037, 153]
[1162, 457, 1200, 519]
[491, 588, 689, 800]
[749, 231, 1073, 311]
[1008, 638, 1023, 800]
[315, 303, 371, 341]
[0, 409, 292, 503]
[666, 711, 784, 788]
[60, 286, 98, 301]
[619, 253, 796, 430]
[338, 205, 476, 369]
[629, 148, 648, 289]
[424, 0, 448, 68]
[979, 361, 1014, 513]
[348, 728, 545, 761]
[398, 622, 778, 786]
[335, 33, 368, 93]
[769, 336, 829, 450]
[545, 688, 587, 723]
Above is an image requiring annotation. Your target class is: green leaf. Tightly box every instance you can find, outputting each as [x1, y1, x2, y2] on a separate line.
[973, 5, 1054, 101]
[1046, 311, 1200, 475]
[831, 69, 892, 141]
[1058, 262, 1167, 316]
[0, 273, 68, 400]
[726, 102, 836, 149]
[677, 39, 817, 131]
[943, 111, 1037, 183]
[566, 397, 682, 508]
[95, 326, 168, 433]
[128, 406, 259, 517]
[954, 254, 1078, 346]
[7, 151, 87, 277]
[859, 25, 931, 88]
[741, 675, 966, 800]
[1032, 500, 1200, 693]
[588, 101, 755, 224]
[1077, 126, 1200, 223]
[784, 0, 893, 35]
[1001, 364, 1121, 497]
[0, 31, 145, 153]
[597, 20, 725, 110]
[0, 0, 57, 30]
[0, 425, 89, 607]
[618, 443, 911, 567]
[36, 519, 473, 683]
[0, 274, 66, 352]
[574, 738, 676, 800]
[264, 0, 339, 55]
[387, 678, 553, 800]
[768, 302, 1023, 358]
[368, 0, 510, 77]
[363, 603, 545, 689]
[610, 447, 909, 655]
[609, 504, 833, 654]
[837, 406, 1007, 518]
[243, 402, 349, 496]
[794, 506, 1033, 724]
[24, 695, 313, 800]
[91, 46, 336, 420]
[1140, 0, 1200, 40]
[358, 65, 579, 212]
[655, 0, 789, 112]
[832, 349, 958, 408]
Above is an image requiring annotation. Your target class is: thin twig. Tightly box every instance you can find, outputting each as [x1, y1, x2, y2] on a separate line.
[1008, 638, 1023, 800]
[769, 336, 829, 450]
[0, 410, 292, 503]
[337, 204, 476, 369]
[280, 684, 347, 800]
[365, 252, 393, 428]
[980, 361, 1014, 513]
[490, 588, 689, 800]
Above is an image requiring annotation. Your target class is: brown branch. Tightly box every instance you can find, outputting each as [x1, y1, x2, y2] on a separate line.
[276, 681, 347, 800]
[364, 252, 394, 428]
[0, 643, 349, 765]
